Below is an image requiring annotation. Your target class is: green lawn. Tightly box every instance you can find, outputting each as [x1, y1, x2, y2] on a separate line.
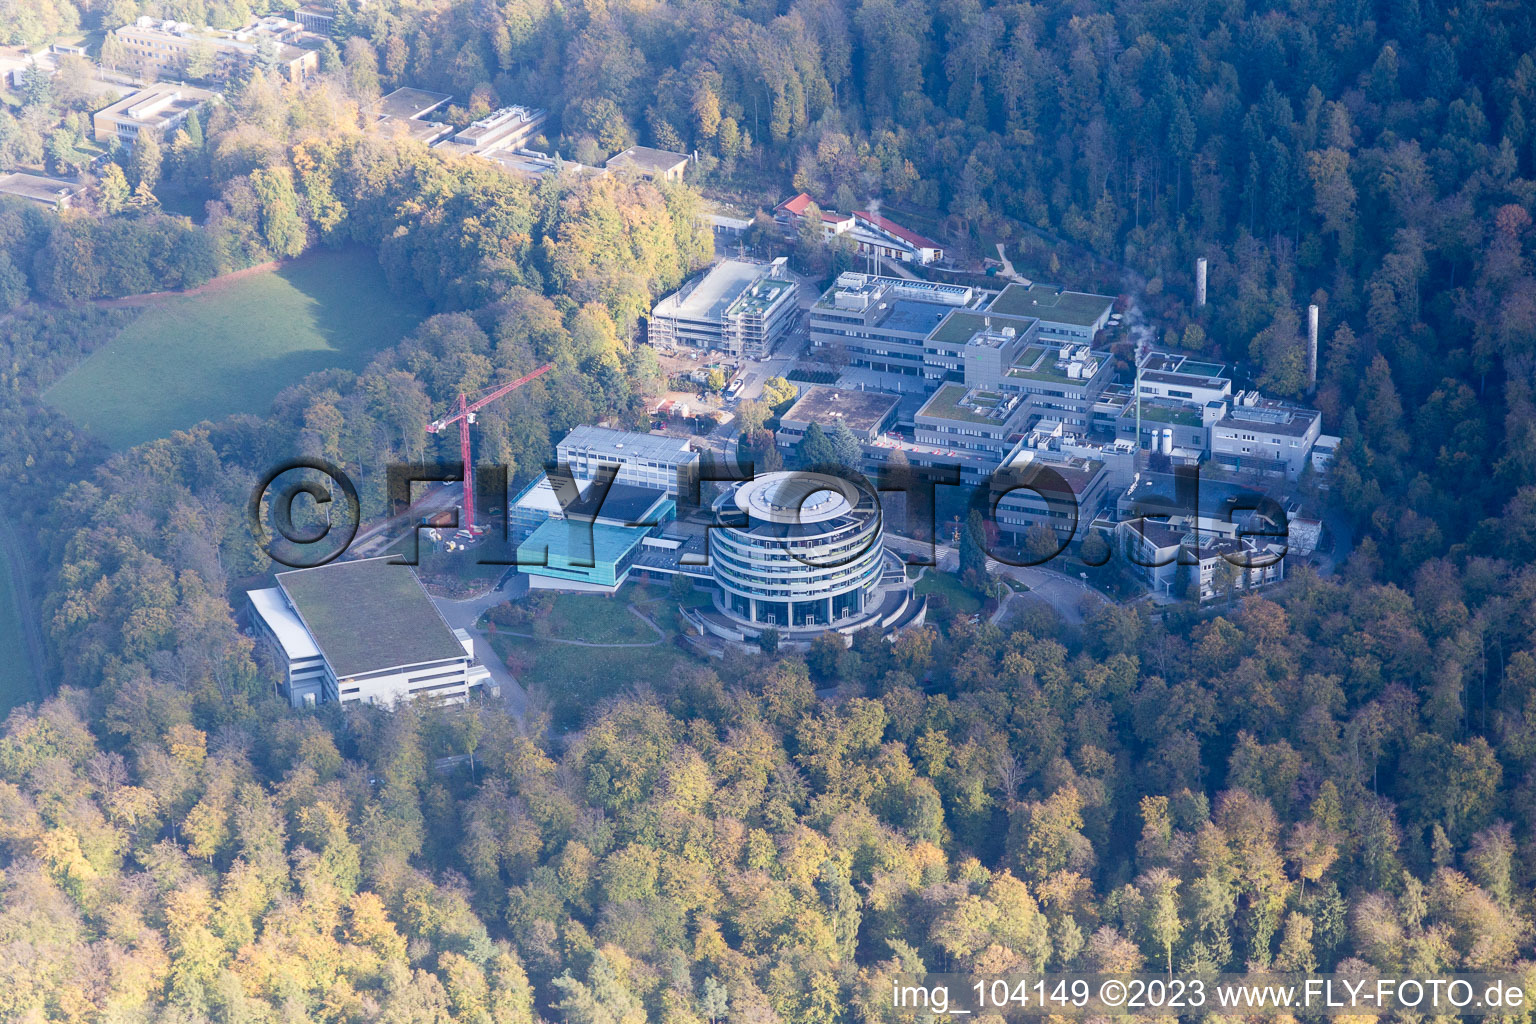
[480, 582, 705, 728]
[541, 591, 659, 644]
[44, 248, 430, 450]
[913, 569, 986, 615]
[0, 544, 39, 715]
[484, 631, 697, 731]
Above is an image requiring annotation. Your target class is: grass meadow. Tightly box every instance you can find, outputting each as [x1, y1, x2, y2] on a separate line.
[45, 248, 430, 450]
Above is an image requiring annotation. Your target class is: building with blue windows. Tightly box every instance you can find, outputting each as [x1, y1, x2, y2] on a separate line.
[511, 479, 676, 593]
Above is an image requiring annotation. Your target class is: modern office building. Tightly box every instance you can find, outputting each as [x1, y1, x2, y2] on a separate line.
[1209, 392, 1324, 480]
[1112, 351, 1233, 456]
[1116, 398, 1215, 461]
[436, 105, 548, 154]
[987, 283, 1116, 343]
[914, 383, 1030, 468]
[513, 483, 677, 593]
[555, 425, 700, 497]
[775, 386, 899, 451]
[1116, 513, 1287, 600]
[991, 446, 1111, 546]
[92, 83, 219, 144]
[248, 557, 492, 708]
[923, 309, 1039, 384]
[1135, 352, 1233, 407]
[996, 342, 1115, 431]
[1015, 419, 1139, 487]
[809, 273, 977, 388]
[292, 4, 335, 34]
[112, 16, 321, 83]
[649, 259, 798, 358]
[708, 472, 888, 628]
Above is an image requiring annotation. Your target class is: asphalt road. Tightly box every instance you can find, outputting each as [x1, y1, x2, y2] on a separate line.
[432, 572, 530, 717]
[882, 533, 1110, 624]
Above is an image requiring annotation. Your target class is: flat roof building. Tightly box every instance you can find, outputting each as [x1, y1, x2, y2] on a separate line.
[377, 115, 454, 145]
[292, 5, 335, 34]
[992, 448, 1111, 546]
[374, 86, 452, 120]
[1116, 513, 1287, 600]
[914, 382, 1029, 468]
[998, 342, 1115, 432]
[112, 16, 321, 84]
[436, 105, 548, 155]
[92, 83, 218, 144]
[515, 486, 677, 593]
[1136, 351, 1232, 407]
[1210, 392, 1323, 480]
[1117, 397, 1216, 461]
[988, 283, 1115, 343]
[480, 150, 604, 179]
[924, 309, 1039, 383]
[0, 171, 85, 209]
[649, 259, 798, 359]
[775, 386, 899, 450]
[556, 425, 700, 497]
[809, 273, 977, 389]
[605, 146, 689, 181]
[708, 471, 890, 630]
[248, 557, 491, 707]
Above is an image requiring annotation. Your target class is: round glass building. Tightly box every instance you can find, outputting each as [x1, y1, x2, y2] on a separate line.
[710, 471, 885, 628]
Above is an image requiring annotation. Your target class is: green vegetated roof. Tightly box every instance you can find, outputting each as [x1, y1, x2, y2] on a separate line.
[727, 275, 794, 316]
[928, 310, 1035, 345]
[1007, 344, 1078, 384]
[1137, 403, 1203, 426]
[919, 382, 1008, 424]
[990, 283, 1114, 326]
[277, 557, 465, 678]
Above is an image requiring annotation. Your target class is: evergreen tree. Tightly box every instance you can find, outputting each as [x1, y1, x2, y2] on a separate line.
[184, 109, 203, 149]
[797, 421, 837, 466]
[960, 507, 990, 585]
[828, 417, 863, 467]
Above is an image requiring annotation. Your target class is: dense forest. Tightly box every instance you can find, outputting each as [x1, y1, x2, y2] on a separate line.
[8, 577, 1536, 1022]
[2, 0, 1536, 1018]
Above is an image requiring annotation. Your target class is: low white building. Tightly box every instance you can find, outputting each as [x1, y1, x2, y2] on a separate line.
[1210, 392, 1324, 480]
[555, 425, 700, 497]
[248, 556, 491, 708]
[649, 258, 798, 358]
[1116, 513, 1287, 601]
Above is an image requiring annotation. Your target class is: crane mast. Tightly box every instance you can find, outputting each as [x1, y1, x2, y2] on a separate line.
[426, 363, 553, 533]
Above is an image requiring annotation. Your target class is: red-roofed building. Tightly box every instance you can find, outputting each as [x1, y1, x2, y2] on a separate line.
[774, 192, 855, 238]
[775, 192, 815, 217]
[854, 210, 944, 264]
[773, 193, 945, 265]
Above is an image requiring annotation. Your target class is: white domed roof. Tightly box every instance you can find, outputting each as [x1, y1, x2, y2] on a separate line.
[734, 471, 862, 525]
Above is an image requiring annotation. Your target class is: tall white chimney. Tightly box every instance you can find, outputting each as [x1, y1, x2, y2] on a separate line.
[1195, 257, 1208, 308]
[1307, 303, 1319, 390]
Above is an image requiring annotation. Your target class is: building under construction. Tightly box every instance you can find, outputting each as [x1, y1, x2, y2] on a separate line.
[648, 258, 799, 359]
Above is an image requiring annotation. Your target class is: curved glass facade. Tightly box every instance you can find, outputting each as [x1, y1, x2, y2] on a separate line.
[712, 472, 886, 628]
